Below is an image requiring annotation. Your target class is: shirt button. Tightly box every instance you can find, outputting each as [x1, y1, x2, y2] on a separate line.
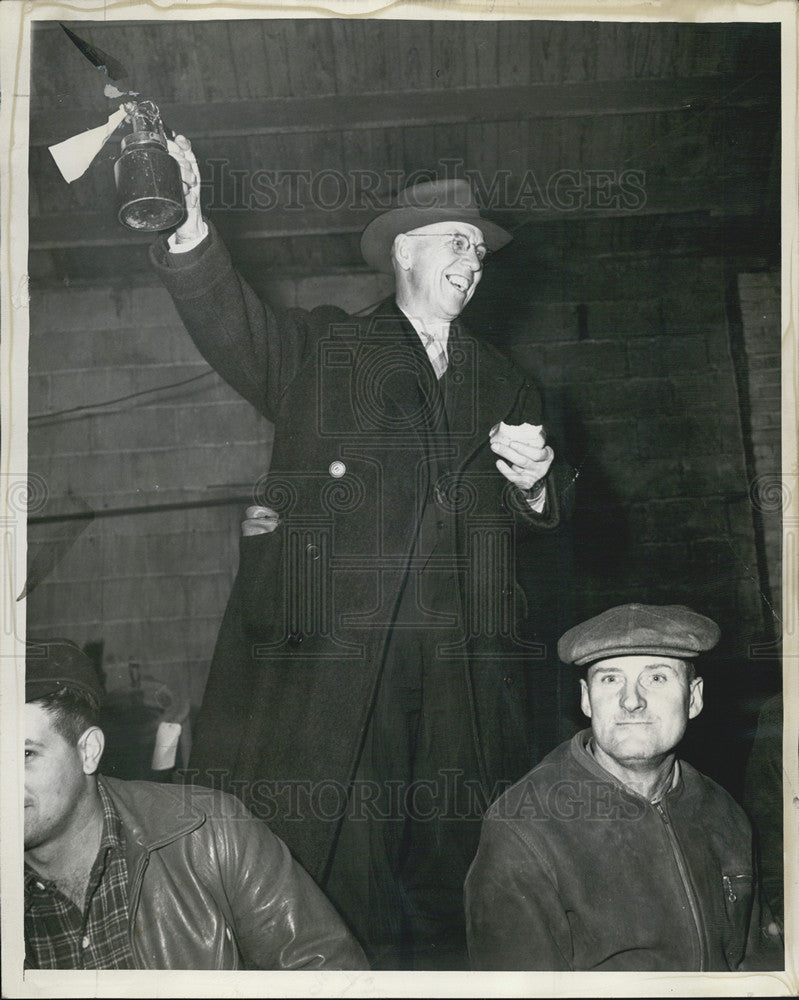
[329, 461, 346, 478]
[82, 935, 90, 949]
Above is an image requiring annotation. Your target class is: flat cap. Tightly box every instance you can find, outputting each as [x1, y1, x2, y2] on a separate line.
[558, 603, 720, 667]
[26, 637, 103, 706]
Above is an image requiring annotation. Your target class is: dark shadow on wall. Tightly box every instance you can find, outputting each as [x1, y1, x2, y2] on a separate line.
[464, 233, 782, 802]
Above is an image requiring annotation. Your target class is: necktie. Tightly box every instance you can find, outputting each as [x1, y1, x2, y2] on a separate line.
[422, 334, 448, 379]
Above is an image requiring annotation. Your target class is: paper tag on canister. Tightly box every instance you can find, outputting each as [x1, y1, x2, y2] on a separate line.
[151, 721, 182, 771]
[49, 106, 127, 183]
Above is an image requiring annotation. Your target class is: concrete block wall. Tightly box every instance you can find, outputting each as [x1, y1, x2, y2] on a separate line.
[25, 284, 251, 749]
[509, 255, 769, 652]
[736, 271, 781, 625]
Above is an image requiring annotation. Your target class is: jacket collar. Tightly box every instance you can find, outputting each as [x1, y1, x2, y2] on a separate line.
[99, 775, 207, 857]
[98, 776, 210, 947]
[569, 730, 685, 805]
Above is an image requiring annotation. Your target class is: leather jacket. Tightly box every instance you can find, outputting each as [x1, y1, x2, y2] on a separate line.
[464, 731, 781, 971]
[100, 776, 367, 969]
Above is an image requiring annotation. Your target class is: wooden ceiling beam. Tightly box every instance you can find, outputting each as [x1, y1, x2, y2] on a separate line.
[29, 74, 773, 147]
[28, 212, 778, 288]
[29, 177, 765, 251]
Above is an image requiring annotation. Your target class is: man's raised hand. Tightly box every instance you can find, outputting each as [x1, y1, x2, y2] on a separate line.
[166, 134, 204, 242]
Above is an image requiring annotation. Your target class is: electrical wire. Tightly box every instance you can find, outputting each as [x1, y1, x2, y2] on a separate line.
[28, 369, 215, 423]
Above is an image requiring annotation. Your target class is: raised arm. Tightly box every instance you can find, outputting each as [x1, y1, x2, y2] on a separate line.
[148, 135, 330, 420]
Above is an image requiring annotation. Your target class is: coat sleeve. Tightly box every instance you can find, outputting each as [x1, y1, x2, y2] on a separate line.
[464, 814, 573, 970]
[207, 794, 368, 970]
[510, 379, 577, 532]
[149, 221, 342, 421]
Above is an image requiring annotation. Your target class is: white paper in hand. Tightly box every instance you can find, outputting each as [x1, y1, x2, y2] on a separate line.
[490, 421, 545, 448]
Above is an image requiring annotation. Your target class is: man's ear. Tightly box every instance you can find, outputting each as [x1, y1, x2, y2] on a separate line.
[77, 726, 105, 776]
[688, 676, 704, 721]
[579, 677, 592, 720]
[393, 234, 413, 271]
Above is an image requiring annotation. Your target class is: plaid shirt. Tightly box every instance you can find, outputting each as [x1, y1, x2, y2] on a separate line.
[24, 781, 135, 969]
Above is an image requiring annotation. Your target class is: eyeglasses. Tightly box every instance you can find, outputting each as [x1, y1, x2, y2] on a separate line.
[405, 232, 490, 263]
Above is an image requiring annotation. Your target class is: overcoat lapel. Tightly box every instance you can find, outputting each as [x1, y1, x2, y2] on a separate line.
[443, 324, 531, 474]
[356, 299, 447, 499]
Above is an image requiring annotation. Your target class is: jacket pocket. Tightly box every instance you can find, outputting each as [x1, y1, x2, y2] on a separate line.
[722, 872, 754, 967]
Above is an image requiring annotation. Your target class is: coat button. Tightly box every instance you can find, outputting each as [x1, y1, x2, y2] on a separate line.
[306, 543, 320, 560]
[288, 631, 303, 645]
[329, 461, 346, 478]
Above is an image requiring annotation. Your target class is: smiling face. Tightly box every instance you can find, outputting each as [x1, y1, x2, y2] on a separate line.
[393, 221, 485, 323]
[580, 655, 703, 768]
[24, 701, 101, 853]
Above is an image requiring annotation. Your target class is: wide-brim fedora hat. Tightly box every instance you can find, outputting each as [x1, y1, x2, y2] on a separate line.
[360, 178, 512, 274]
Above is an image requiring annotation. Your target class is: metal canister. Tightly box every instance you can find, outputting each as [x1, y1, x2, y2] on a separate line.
[114, 101, 185, 232]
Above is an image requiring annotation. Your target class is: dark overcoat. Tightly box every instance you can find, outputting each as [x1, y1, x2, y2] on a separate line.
[150, 224, 574, 881]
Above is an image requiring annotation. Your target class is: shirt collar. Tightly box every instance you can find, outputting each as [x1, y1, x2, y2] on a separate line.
[582, 732, 681, 802]
[24, 781, 123, 896]
[96, 779, 125, 852]
[395, 304, 452, 346]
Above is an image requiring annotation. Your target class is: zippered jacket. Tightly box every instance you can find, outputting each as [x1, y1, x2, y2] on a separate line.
[100, 776, 367, 969]
[464, 730, 781, 971]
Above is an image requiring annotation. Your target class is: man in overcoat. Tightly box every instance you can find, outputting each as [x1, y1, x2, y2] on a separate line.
[150, 136, 574, 967]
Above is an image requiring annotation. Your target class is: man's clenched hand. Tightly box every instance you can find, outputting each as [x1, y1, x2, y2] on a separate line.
[489, 421, 554, 492]
[166, 134, 204, 243]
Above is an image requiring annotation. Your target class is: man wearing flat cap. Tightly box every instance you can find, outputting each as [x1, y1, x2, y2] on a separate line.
[464, 604, 782, 971]
[148, 138, 574, 967]
[23, 638, 366, 970]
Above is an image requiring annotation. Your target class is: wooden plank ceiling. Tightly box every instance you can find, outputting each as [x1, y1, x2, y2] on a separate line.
[28, 18, 780, 283]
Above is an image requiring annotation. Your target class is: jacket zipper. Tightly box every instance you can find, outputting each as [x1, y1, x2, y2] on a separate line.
[722, 873, 749, 902]
[655, 801, 706, 971]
